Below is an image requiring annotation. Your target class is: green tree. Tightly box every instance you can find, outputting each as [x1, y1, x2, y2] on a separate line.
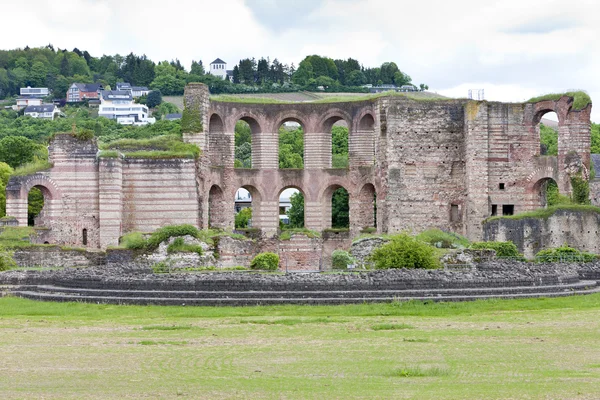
[146, 90, 162, 108]
[539, 123, 557, 155]
[0, 136, 40, 168]
[279, 126, 303, 168]
[235, 207, 252, 228]
[287, 192, 304, 228]
[332, 188, 349, 228]
[346, 70, 366, 86]
[190, 60, 205, 76]
[0, 162, 13, 217]
[28, 61, 47, 87]
[27, 187, 44, 226]
[150, 61, 185, 95]
[291, 59, 313, 86]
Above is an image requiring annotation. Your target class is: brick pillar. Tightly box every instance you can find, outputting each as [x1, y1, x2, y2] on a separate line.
[304, 131, 331, 169]
[558, 104, 592, 194]
[182, 83, 210, 151]
[253, 131, 278, 169]
[464, 101, 490, 241]
[98, 157, 123, 248]
[304, 200, 323, 231]
[5, 189, 27, 226]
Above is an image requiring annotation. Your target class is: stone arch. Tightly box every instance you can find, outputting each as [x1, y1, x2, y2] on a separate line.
[5, 175, 62, 227]
[208, 184, 227, 229]
[351, 112, 376, 166]
[320, 184, 350, 229]
[354, 183, 377, 231]
[21, 175, 61, 201]
[532, 177, 560, 208]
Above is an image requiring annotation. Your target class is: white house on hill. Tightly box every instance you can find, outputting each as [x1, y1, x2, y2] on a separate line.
[98, 90, 155, 125]
[209, 58, 229, 80]
[24, 104, 58, 120]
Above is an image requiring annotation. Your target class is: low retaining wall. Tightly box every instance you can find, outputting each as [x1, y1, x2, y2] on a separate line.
[13, 246, 106, 268]
[1, 261, 589, 292]
[484, 209, 600, 258]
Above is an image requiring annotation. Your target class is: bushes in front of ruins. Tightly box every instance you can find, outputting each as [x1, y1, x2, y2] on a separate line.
[0, 247, 16, 271]
[535, 245, 596, 263]
[167, 237, 203, 256]
[416, 229, 470, 249]
[250, 252, 279, 271]
[120, 232, 147, 250]
[469, 241, 521, 258]
[331, 250, 355, 270]
[369, 233, 439, 270]
[146, 225, 201, 250]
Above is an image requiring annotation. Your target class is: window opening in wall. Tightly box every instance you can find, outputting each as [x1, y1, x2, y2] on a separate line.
[332, 187, 349, 228]
[538, 111, 558, 156]
[499, 183, 505, 190]
[331, 119, 348, 168]
[27, 186, 45, 226]
[82, 228, 88, 245]
[234, 188, 252, 228]
[279, 188, 303, 228]
[502, 204, 514, 216]
[491, 204, 498, 216]
[450, 204, 459, 222]
[279, 120, 304, 169]
[234, 120, 252, 168]
[535, 177, 560, 208]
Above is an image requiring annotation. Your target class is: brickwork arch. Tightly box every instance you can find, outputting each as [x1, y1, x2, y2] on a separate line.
[320, 184, 350, 229]
[351, 113, 376, 166]
[208, 113, 228, 166]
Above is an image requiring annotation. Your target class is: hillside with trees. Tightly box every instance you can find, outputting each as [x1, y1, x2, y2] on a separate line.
[0, 46, 427, 98]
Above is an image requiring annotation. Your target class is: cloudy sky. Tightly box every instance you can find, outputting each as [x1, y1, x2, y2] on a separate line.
[3, 0, 599, 120]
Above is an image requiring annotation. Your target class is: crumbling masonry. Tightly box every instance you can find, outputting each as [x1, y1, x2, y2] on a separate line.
[5, 83, 591, 250]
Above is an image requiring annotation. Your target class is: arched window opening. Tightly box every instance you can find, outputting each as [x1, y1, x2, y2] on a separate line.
[234, 185, 262, 230]
[357, 184, 376, 230]
[538, 111, 558, 156]
[82, 228, 88, 246]
[27, 186, 47, 226]
[234, 117, 261, 168]
[332, 187, 349, 228]
[329, 119, 349, 168]
[535, 177, 563, 208]
[279, 120, 304, 169]
[208, 185, 226, 229]
[235, 120, 252, 168]
[279, 187, 304, 228]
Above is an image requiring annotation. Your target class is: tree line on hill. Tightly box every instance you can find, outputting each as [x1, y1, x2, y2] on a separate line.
[0, 45, 427, 98]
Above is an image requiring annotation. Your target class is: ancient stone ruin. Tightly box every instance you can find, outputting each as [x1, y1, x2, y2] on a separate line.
[5, 84, 592, 253]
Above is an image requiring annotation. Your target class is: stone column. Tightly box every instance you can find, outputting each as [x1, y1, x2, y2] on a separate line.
[98, 156, 123, 248]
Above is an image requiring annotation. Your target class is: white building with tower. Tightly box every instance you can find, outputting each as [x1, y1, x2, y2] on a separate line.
[209, 58, 233, 80]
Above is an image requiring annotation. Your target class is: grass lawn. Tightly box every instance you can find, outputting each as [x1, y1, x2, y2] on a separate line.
[0, 295, 599, 399]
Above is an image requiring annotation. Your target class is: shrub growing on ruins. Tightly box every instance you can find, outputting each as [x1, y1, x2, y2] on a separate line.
[146, 224, 201, 250]
[469, 241, 521, 258]
[0, 248, 16, 271]
[120, 232, 147, 249]
[535, 245, 596, 263]
[331, 250, 354, 270]
[250, 252, 279, 271]
[416, 229, 470, 249]
[369, 233, 439, 270]
[166, 237, 203, 256]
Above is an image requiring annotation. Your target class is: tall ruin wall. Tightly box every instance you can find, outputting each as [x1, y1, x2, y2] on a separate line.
[4, 83, 592, 256]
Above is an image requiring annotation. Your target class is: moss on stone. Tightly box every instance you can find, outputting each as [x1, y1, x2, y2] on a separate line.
[527, 91, 591, 110]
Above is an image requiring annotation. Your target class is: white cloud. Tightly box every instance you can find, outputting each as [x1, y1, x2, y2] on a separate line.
[1, 0, 599, 120]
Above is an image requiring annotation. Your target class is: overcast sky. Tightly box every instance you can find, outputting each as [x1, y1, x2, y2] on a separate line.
[3, 0, 599, 121]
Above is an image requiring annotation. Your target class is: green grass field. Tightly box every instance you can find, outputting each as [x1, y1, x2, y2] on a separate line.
[0, 295, 599, 399]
